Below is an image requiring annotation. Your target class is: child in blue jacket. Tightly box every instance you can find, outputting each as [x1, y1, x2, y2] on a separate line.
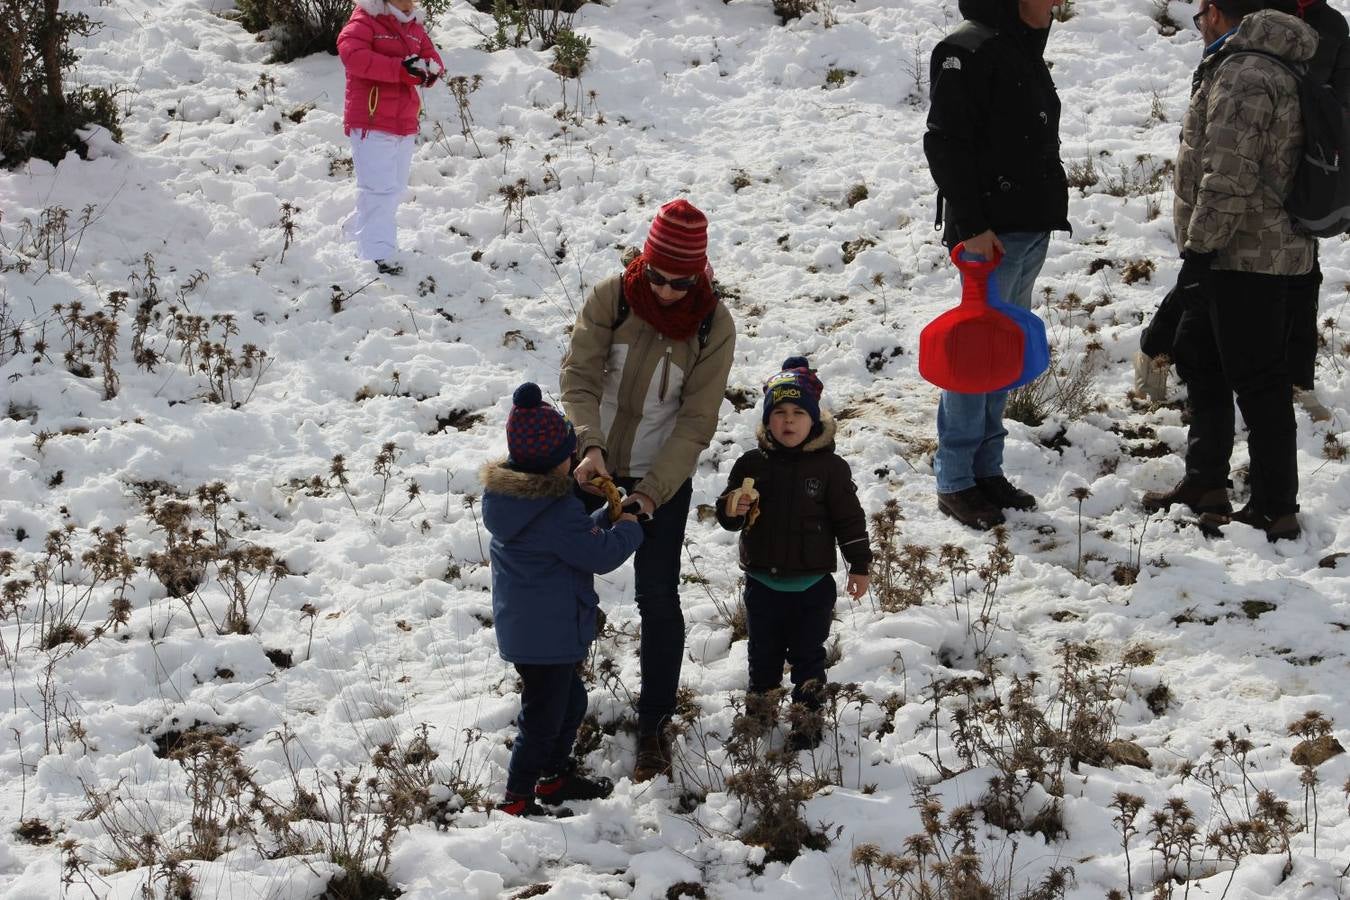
[481, 383, 644, 816]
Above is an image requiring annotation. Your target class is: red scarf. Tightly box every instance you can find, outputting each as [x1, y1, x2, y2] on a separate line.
[621, 254, 717, 341]
[1298, 0, 1319, 15]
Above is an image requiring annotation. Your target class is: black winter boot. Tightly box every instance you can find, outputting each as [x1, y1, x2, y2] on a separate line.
[976, 475, 1037, 511]
[534, 761, 614, 805]
[937, 487, 1005, 530]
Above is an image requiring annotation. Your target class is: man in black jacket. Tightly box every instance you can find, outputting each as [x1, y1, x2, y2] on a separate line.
[923, 0, 1070, 531]
[1269, 0, 1350, 422]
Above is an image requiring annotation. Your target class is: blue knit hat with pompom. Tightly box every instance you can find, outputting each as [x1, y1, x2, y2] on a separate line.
[506, 383, 577, 473]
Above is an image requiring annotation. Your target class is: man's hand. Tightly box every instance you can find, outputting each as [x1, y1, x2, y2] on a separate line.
[846, 574, 870, 601]
[574, 448, 609, 492]
[1176, 249, 1216, 302]
[962, 229, 1004, 260]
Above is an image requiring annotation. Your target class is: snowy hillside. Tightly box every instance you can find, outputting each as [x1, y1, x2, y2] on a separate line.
[0, 0, 1348, 897]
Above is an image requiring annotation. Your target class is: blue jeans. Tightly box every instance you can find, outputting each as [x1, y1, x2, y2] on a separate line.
[506, 662, 587, 795]
[934, 231, 1050, 494]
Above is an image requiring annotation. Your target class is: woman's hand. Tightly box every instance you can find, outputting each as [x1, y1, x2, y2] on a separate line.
[574, 448, 609, 492]
[846, 574, 870, 601]
[622, 492, 655, 521]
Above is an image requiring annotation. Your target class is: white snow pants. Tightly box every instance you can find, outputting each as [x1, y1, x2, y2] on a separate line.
[347, 130, 416, 261]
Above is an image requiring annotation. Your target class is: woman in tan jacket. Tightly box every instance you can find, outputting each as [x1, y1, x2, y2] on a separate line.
[560, 199, 736, 781]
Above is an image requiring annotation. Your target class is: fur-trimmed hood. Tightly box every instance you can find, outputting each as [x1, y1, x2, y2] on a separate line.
[755, 409, 837, 454]
[480, 459, 572, 542]
[355, 0, 425, 23]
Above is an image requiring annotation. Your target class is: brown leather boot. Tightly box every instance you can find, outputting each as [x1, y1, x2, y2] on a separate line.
[1198, 505, 1301, 543]
[975, 475, 1037, 511]
[1140, 479, 1231, 515]
[937, 486, 1005, 530]
[633, 730, 672, 783]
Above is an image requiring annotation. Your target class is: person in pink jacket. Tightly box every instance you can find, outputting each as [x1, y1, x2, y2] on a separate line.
[338, 0, 444, 275]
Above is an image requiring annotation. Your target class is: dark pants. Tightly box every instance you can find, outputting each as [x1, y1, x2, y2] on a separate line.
[744, 575, 836, 706]
[1286, 249, 1321, 391]
[1173, 270, 1298, 516]
[506, 662, 587, 796]
[578, 477, 693, 735]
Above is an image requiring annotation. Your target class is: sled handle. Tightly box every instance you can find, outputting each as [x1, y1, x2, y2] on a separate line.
[950, 241, 1004, 275]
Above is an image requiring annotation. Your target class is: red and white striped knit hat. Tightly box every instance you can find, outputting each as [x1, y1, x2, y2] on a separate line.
[643, 199, 709, 277]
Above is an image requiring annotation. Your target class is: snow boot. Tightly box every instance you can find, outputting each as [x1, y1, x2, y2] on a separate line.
[535, 762, 614, 805]
[633, 729, 673, 783]
[496, 791, 571, 818]
[1198, 505, 1301, 543]
[975, 475, 1037, 512]
[937, 486, 1005, 530]
[1140, 479, 1231, 516]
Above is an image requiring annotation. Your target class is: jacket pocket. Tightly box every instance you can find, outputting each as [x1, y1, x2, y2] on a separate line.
[802, 518, 835, 570]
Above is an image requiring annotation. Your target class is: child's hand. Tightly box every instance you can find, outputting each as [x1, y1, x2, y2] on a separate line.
[617, 512, 640, 524]
[846, 574, 869, 601]
[401, 55, 429, 85]
[733, 494, 754, 516]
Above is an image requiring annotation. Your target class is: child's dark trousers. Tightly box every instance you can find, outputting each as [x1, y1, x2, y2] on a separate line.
[744, 575, 835, 706]
[506, 662, 587, 796]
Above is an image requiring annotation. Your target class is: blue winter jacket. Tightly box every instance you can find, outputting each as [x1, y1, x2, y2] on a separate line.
[480, 461, 644, 665]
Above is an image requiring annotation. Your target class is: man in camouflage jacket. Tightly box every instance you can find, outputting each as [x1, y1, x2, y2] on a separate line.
[1143, 0, 1317, 541]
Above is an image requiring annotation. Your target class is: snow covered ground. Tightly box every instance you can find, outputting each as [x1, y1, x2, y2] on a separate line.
[0, 0, 1348, 897]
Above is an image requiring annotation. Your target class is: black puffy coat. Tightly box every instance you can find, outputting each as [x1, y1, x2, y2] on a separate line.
[715, 416, 872, 578]
[1268, 0, 1350, 103]
[923, 0, 1070, 247]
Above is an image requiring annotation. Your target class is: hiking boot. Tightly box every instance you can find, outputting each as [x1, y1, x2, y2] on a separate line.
[785, 724, 823, 752]
[1294, 388, 1333, 423]
[937, 487, 1006, 530]
[975, 475, 1037, 512]
[497, 791, 572, 818]
[1140, 479, 1231, 516]
[633, 730, 672, 783]
[1199, 505, 1301, 543]
[535, 762, 614, 805]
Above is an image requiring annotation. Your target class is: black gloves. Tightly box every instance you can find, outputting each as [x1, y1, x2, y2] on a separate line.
[1176, 250, 1216, 303]
[402, 55, 428, 85]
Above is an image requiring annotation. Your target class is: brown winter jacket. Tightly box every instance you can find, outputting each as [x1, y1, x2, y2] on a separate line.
[1174, 9, 1317, 275]
[560, 274, 736, 508]
[715, 414, 872, 578]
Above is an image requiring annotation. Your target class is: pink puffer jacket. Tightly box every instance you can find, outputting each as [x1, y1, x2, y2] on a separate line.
[338, 0, 444, 137]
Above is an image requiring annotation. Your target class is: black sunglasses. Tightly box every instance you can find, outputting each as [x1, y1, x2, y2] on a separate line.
[1193, 1, 1224, 28]
[645, 266, 699, 291]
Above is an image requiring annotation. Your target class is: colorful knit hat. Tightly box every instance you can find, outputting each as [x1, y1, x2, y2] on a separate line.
[506, 383, 577, 473]
[643, 199, 709, 277]
[762, 356, 824, 425]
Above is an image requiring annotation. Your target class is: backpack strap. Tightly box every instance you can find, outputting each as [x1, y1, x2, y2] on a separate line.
[1219, 48, 1307, 81]
[614, 283, 630, 330]
[697, 308, 716, 351]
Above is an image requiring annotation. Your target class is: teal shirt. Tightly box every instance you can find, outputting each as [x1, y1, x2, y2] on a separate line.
[748, 571, 827, 592]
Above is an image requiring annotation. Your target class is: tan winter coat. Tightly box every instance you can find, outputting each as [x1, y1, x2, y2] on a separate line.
[1174, 9, 1317, 275]
[560, 274, 736, 507]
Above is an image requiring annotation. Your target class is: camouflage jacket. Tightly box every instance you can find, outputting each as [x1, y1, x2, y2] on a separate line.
[1174, 9, 1317, 275]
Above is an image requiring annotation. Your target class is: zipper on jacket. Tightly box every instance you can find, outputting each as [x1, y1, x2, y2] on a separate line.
[658, 345, 672, 401]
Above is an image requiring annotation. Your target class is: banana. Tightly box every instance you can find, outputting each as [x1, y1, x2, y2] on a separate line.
[725, 477, 761, 529]
[589, 476, 625, 523]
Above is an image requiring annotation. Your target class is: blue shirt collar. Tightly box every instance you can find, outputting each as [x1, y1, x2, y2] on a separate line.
[1204, 27, 1238, 57]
